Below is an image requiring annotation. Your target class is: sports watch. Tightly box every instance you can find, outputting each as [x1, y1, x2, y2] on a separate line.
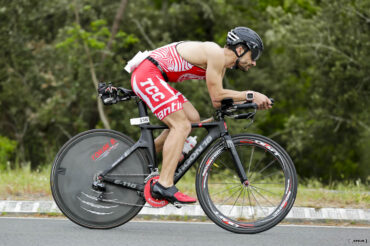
[246, 91, 254, 102]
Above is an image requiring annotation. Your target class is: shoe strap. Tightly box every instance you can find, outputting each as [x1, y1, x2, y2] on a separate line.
[154, 182, 179, 196]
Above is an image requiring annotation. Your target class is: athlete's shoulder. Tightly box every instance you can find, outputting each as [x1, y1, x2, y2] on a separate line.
[202, 42, 223, 53]
[201, 42, 224, 67]
[202, 42, 223, 58]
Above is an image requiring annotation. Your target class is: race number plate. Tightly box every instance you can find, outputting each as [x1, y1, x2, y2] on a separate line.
[130, 116, 150, 125]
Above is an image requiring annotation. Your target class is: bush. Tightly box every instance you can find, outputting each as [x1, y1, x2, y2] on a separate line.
[0, 136, 17, 170]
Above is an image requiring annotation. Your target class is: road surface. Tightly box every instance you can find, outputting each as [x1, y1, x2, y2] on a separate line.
[0, 217, 368, 246]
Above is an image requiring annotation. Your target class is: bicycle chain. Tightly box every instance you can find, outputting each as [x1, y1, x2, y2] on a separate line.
[94, 170, 160, 208]
[100, 197, 152, 208]
[104, 174, 150, 177]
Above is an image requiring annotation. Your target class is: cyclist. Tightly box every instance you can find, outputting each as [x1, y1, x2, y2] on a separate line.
[128, 26, 272, 204]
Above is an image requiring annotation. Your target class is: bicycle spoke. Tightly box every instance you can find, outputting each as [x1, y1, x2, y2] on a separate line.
[240, 187, 247, 219]
[248, 152, 266, 181]
[229, 188, 243, 216]
[250, 186, 276, 207]
[249, 184, 282, 197]
[209, 184, 241, 197]
[249, 187, 267, 217]
[246, 187, 255, 220]
[250, 159, 277, 181]
[255, 170, 283, 181]
[250, 170, 283, 184]
[247, 146, 255, 176]
[216, 158, 240, 182]
[219, 186, 243, 206]
[216, 157, 231, 170]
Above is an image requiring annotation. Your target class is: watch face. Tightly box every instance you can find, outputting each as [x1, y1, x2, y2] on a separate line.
[247, 93, 254, 101]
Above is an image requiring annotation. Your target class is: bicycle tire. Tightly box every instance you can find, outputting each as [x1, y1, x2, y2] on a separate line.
[196, 133, 297, 234]
[51, 129, 149, 229]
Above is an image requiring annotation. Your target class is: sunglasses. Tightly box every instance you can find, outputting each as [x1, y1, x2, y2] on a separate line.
[246, 41, 261, 61]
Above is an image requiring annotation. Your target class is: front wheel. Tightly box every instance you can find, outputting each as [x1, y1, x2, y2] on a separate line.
[196, 134, 297, 234]
[50, 129, 150, 229]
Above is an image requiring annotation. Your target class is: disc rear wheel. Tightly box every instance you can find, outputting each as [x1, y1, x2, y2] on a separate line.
[51, 129, 149, 229]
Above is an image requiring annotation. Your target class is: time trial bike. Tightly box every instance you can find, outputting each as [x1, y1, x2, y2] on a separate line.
[50, 84, 297, 234]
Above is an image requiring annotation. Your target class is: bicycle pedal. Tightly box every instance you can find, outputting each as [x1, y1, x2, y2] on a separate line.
[173, 202, 182, 209]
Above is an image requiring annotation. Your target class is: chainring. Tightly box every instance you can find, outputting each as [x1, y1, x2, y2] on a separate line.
[143, 176, 169, 208]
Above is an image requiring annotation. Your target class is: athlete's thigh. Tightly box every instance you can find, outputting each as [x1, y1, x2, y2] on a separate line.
[182, 101, 200, 123]
[161, 109, 190, 130]
[131, 61, 183, 120]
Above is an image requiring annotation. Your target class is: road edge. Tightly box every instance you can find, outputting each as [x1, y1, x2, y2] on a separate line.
[0, 200, 369, 224]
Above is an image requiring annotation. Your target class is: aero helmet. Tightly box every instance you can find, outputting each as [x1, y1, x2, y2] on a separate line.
[227, 26, 264, 61]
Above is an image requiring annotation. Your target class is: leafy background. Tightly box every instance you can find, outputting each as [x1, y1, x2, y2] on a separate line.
[0, 0, 369, 184]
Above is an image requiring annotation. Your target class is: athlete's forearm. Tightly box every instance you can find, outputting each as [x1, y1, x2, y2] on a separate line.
[210, 89, 247, 108]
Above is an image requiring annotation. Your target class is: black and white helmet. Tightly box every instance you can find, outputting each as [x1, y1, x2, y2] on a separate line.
[227, 26, 264, 61]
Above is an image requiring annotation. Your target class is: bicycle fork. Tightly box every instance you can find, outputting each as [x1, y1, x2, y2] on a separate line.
[223, 135, 249, 186]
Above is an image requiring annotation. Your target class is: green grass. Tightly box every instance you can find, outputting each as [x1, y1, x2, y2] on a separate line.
[0, 164, 51, 200]
[176, 169, 369, 209]
[0, 165, 369, 209]
[295, 178, 370, 209]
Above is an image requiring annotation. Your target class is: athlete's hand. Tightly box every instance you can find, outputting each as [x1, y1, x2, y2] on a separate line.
[252, 91, 272, 110]
[98, 82, 118, 105]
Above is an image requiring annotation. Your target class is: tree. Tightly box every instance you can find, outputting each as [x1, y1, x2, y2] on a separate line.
[264, 0, 370, 181]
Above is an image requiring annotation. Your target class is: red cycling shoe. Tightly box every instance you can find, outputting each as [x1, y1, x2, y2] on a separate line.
[151, 181, 196, 204]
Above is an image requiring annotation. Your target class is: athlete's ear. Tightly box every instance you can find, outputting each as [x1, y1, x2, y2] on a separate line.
[235, 45, 246, 56]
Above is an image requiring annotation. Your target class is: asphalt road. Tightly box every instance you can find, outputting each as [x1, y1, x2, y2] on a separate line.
[0, 217, 368, 246]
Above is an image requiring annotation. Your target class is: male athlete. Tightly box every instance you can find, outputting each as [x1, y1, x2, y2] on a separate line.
[130, 26, 272, 204]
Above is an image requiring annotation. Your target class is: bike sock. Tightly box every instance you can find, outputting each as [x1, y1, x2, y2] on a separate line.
[151, 181, 196, 204]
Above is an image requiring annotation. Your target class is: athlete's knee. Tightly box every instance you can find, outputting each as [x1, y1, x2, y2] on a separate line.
[172, 119, 191, 138]
[164, 113, 191, 138]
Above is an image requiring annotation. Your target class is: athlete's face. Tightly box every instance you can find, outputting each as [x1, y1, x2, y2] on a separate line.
[237, 50, 256, 71]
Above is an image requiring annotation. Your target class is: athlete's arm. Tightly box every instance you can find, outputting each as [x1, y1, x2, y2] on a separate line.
[204, 43, 247, 108]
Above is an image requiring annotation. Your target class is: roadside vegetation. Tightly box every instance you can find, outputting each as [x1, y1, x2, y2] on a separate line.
[1, 0, 369, 185]
[1, 166, 368, 209]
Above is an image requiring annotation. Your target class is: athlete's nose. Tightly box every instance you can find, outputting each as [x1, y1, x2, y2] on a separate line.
[251, 61, 256, 66]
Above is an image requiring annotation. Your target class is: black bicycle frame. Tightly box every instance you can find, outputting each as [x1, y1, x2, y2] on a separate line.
[100, 99, 249, 192]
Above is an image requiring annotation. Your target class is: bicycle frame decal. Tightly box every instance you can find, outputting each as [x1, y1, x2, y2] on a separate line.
[202, 147, 223, 189]
[91, 138, 119, 161]
[242, 139, 281, 158]
[213, 210, 255, 228]
[272, 187, 291, 218]
[177, 135, 213, 173]
[216, 212, 239, 227]
[174, 127, 221, 183]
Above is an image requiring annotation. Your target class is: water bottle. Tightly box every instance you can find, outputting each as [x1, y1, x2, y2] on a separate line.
[179, 136, 197, 162]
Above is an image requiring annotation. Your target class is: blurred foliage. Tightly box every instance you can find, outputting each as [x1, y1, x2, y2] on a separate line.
[0, 0, 369, 183]
[0, 135, 17, 170]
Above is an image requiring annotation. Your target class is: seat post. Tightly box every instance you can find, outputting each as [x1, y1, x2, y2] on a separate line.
[136, 99, 157, 170]
[137, 99, 149, 117]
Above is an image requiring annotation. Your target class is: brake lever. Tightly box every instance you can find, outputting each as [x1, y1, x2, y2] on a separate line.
[243, 108, 257, 129]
